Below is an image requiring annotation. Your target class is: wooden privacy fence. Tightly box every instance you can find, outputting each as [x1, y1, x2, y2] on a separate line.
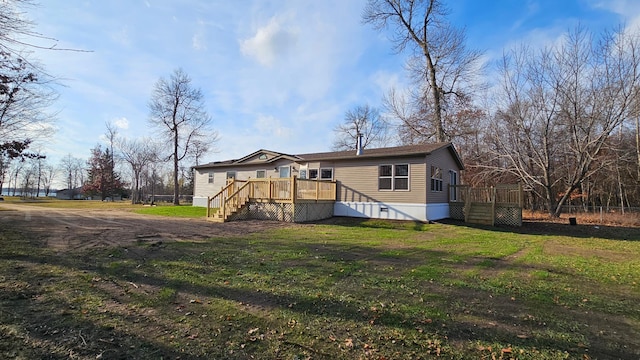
[449, 184, 523, 226]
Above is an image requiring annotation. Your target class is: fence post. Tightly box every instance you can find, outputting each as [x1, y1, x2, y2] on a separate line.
[491, 186, 496, 226]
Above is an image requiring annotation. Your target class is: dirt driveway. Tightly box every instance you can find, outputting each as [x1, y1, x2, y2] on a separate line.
[0, 204, 293, 251]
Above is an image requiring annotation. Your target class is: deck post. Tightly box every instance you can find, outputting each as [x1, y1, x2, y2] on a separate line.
[316, 179, 319, 200]
[291, 176, 296, 202]
[206, 197, 210, 217]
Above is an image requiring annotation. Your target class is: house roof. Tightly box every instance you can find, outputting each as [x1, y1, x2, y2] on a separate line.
[194, 142, 464, 170]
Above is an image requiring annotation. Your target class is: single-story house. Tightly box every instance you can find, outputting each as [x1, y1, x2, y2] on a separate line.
[55, 187, 84, 200]
[192, 142, 463, 222]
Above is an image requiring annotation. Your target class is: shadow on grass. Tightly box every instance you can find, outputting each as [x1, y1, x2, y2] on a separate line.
[437, 218, 640, 242]
[2, 232, 639, 359]
[315, 216, 429, 231]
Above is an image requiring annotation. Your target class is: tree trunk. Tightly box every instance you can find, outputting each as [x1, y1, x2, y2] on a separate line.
[636, 115, 640, 181]
[425, 50, 446, 142]
[173, 130, 180, 205]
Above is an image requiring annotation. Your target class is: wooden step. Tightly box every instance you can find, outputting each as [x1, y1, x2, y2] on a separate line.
[466, 203, 494, 225]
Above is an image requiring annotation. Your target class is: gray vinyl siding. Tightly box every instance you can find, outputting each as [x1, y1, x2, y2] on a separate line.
[194, 146, 463, 205]
[427, 147, 462, 204]
[194, 161, 299, 197]
[329, 155, 427, 204]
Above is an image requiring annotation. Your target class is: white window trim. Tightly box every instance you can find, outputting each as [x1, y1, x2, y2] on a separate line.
[308, 168, 319, 180]
[226, 171, 236, 179]
[378, 164, 393, 191]
[430, 166, 443, 192]
[256, 169, 266, 178]
[394, 164, 410, 191]
[378, 164, 409, 191]
[279, 165, 291, 178]
[208, 172, 214, 183]
[449, 170, 458, 200]
[320, 167, 334, 180]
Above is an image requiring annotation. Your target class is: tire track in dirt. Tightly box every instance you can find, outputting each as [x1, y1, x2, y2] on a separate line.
[0, 203, 294, 252]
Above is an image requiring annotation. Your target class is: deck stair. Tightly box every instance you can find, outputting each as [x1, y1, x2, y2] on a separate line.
[466, 202, 494, 225]
[206, 177, 337, 223]
[451, 183, 523, 227]
[207, 180, 251, 223]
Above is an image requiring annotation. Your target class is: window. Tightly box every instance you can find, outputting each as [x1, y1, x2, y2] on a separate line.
[299, 169, 307, 179]
[256, 170, 266, 178]
[449, 170, 458, 200]
[430, 166, 443, 192]
[394, 164, 409, 190]
[378, 165, 392, 190]
[258, 154, 268, 160]
[320, 168, 333, 180]
[308, 169, 318, 180]
[226, 171, 236, 180]
[379, 164, 409, 191]
[208, 172, 214, 183]
[279, 166, 290, 178]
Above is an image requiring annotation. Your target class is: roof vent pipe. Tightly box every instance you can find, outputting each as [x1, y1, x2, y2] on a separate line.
[356, 133, 363, 156]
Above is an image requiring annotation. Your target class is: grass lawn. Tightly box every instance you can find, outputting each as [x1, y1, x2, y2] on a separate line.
[133, 204, 207, 218]
[1, 215, 639, 359]
[0, 197, 206, 218]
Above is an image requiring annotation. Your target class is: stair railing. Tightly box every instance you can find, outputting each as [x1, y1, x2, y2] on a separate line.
[207, 180, 238, 218]
[222, 181, 252, 220]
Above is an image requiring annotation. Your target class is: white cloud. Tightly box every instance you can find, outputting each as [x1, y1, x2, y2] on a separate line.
[371, 70, 403, 94]
[254, 114, 293, 139]
[239, 16, 299, 67]
[113, 117, 129, 130]
[192, 33, 206, 50]
[111, 26, 131, 47]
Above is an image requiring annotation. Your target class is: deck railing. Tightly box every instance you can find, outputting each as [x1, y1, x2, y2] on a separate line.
[449, 184, 522, 206]
[207, 176, 336, 220]
[296, 179, 336, 200]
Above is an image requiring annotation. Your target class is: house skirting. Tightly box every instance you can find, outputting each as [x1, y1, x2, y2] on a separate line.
[228, 200, 334, 223]
[193, 196, 208, 207]
[334, 201, 449, 222]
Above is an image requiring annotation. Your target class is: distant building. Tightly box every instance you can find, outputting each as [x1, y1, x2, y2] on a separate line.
[55, 188, 84, 200]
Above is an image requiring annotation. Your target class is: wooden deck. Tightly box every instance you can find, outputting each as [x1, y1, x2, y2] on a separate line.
[449, 184, 523, 226]
[207, 177, 337, 222]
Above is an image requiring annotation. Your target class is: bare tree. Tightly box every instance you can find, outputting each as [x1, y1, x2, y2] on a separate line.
[41, 162, 56, 196]
[332, 104, 390, 151]
[1, 0, 60, 159]
[485, 27, 640, 217]
[117, 137, 159, 204]
[364, 0, 484, 143]
[59, 154, 84, 194]
[148, 68, 218, 205]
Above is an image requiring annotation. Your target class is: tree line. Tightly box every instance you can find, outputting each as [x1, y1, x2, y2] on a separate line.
[1, 0, 638, 216]
[330, 0, 640, 217]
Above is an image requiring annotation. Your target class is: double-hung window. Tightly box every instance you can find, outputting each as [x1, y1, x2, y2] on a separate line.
[208, 172, 214, 183]
[379, 164, 409, 191]
[320, 168, 333, 180]
[430, 166, 443, 192]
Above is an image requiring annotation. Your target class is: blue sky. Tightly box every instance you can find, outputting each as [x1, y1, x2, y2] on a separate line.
[25, 0, 640, 169]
